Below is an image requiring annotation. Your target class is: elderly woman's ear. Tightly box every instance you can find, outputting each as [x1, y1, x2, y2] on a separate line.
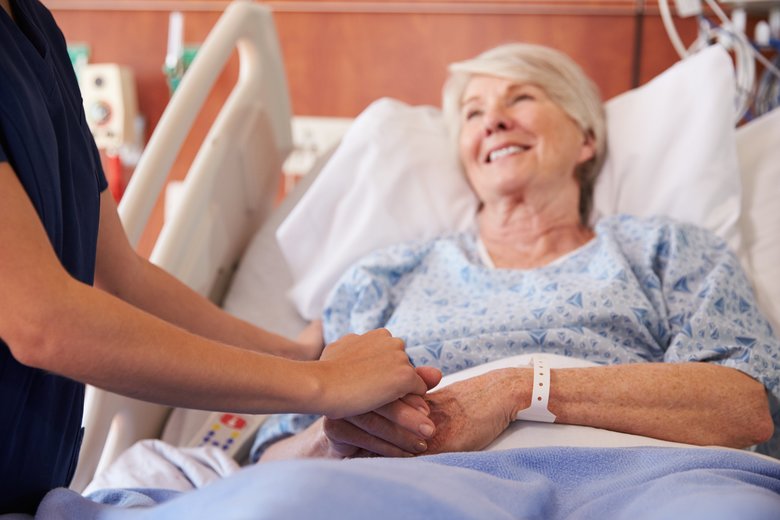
[577, 132, 596, 165]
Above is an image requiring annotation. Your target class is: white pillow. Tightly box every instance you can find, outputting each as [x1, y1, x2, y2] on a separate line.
[277, 99, 479, 320]
[277, 46, 742, 320]
[737, 107, 780, 333]
[592, 45, 742, 252]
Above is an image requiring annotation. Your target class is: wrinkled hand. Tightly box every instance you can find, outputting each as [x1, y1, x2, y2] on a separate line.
[315, 329, 438, 420]
[423, 369, 518, 454]
[320, 366, 442, 458]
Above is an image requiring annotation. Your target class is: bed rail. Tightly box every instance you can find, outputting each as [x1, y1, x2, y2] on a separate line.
[71, 0, 293, 492]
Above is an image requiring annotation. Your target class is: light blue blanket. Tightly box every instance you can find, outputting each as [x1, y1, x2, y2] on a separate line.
[11, 447, 780, 519]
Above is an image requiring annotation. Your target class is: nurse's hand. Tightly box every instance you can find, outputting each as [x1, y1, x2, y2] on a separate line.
[313, 329, 436, 420]
[319, 367, 442, 458]
[259, 366, 441, 461]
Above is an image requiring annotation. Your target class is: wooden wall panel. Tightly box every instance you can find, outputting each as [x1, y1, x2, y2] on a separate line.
[275, 11, 636, 114]
[46, 1, 699, 256]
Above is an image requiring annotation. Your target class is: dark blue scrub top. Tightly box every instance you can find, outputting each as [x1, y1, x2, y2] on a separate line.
[0, 0, 108, 514]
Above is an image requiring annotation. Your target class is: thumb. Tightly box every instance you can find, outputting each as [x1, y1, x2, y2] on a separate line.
[415, 366, 443, 391]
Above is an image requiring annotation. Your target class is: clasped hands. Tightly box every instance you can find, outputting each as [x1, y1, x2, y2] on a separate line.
[317, 367, 519, 459]
[293, 321, 519, 460]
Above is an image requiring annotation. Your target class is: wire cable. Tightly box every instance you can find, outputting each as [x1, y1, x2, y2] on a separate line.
[657, 0, 780, 120]
[631, 0, 646, 88]
[659, 0, 690, 58]
[702, 0, 780, 119]
[704, 0, 780, 81]
[754, 54, 780, 116]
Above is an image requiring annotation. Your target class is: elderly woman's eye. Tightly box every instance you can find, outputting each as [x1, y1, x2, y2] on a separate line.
[511, 94, 533, 104]
[464, 109, 482, 120]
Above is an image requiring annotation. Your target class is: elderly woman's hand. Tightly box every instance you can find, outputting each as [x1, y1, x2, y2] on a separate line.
[321, 366, 442, 457]
[422, 368, 523, 454]
[260, 366, 441, 461]
[320, 396, 436, 458]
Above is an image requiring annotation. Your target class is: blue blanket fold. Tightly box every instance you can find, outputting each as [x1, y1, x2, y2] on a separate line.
[14, 446, 780, 520]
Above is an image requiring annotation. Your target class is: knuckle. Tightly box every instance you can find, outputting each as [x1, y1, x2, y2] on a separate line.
[372, 328, 391, 337]
[383, 400, 406, 418]
[322, 418, 347, 439]
[354, 412, 384, 434]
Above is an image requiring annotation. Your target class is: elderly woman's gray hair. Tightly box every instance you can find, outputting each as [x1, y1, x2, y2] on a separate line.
[442, 43, 607, 224]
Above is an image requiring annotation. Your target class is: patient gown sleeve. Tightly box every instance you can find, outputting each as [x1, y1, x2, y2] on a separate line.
[656, 223, 780, 385]
[654, 221, 780, 455]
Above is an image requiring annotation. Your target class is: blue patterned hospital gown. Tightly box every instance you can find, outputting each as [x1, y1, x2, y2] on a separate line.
[252, 215, 780, 459]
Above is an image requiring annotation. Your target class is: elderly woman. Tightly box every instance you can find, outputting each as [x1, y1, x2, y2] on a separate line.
[253, 43, 778, 462]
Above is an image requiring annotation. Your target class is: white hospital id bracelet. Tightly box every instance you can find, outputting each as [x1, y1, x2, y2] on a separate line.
[515, 357, 557, 423]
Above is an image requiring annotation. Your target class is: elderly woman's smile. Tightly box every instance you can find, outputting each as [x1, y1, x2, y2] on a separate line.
[485, 144, 530, 163]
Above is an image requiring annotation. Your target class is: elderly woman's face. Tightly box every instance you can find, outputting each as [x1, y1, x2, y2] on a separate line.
[458, 75, 594, 205]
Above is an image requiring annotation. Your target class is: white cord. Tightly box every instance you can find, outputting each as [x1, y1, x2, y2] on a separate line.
[755, 55, 780, 116]
[660, 0, 780, 120]
[704, 0, 780, 82]
[659, 0, 690, 58]
[703, 0, 759, 120]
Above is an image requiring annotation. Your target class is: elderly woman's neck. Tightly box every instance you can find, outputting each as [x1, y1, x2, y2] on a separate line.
[477, 198, 593, 270]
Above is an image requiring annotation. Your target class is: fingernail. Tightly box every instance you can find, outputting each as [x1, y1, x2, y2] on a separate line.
[419, 423, 435, 437]
[417, 404, 430, 415]
[415, 440, 428, 453]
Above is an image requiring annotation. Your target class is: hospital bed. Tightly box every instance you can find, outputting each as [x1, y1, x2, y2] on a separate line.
[69, 0, 780, 508]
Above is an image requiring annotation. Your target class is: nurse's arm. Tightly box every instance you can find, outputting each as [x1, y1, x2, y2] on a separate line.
[0, 163, 430, 420]
[93, 191, 318, 360]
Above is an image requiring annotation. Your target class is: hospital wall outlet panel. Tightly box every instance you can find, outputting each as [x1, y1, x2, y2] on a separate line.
[282, 116, 353, 191]
[80, 63, 139, 151]
[675, 0, 703, 17]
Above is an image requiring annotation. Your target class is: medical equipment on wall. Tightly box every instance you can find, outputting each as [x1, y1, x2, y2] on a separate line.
[80, 63, 142, 201]
[163, 11, 186, 94]
[163, 11, 200, 95]
[659, 0, 780, 119]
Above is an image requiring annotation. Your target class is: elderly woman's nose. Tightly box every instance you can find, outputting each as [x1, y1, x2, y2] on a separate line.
[483, 109, 512, 135]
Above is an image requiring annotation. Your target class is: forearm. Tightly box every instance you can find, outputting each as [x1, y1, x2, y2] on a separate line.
[2, 172, 427, 419]
[97, 255, 312, 360]
[511, 363, 773, 448]
[12, 276, 322, 414]
[93, 190, 313, 361]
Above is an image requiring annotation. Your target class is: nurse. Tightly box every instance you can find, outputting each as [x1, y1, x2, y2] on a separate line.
[0, 0, 438, 514]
